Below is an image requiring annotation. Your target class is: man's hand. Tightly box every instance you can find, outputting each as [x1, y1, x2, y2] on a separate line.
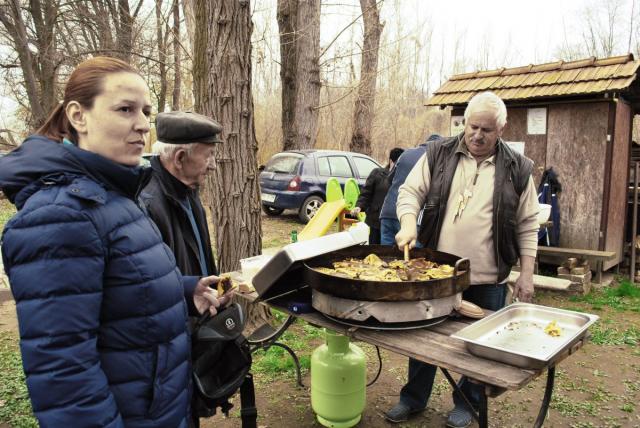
[350, 206, 362, 217]
[395, 214, 418, 250]
[514, 255, 536, 302]
[193, 275, 233, 316]
[514, 273, 534, 302]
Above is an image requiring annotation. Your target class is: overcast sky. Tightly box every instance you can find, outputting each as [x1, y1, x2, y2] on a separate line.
[314, 0, 630, 85]
[1, 0, 634, 131]
[403, 0, 587, 65]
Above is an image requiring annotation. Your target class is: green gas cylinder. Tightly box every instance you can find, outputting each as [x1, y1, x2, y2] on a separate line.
[311, 330, 366, 428]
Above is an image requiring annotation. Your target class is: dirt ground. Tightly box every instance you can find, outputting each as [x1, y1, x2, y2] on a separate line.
[202, 315, 640, 428]
[1, 211, 639, 427]
[201, 211, 640, 428]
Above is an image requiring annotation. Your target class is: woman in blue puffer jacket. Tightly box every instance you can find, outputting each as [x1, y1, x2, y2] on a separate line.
[0, 57, 228, 428]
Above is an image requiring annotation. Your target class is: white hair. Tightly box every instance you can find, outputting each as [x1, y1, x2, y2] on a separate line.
[152, 140, 195, 159]
[464, 92, 507, 129]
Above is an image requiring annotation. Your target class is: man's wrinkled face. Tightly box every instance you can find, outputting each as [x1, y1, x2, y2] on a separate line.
[463, 110, 504, 161]
[180, 143, 215, 188]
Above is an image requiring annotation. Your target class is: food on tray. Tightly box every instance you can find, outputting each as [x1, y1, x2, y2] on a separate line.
[544, 320, 562, 337]
[313, 253, 454, 281]
[217, 275, 235, 295]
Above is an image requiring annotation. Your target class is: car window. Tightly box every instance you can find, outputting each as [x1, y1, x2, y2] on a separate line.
[264, 155, 302, 174]
[317, 157, 331, 176]
[353, 157, 380, 178]
[328, 156, 353, 177]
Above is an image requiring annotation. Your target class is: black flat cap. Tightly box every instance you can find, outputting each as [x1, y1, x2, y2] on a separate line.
[156, 111, 223, 144]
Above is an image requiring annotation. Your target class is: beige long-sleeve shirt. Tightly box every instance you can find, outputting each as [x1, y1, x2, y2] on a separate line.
[397, 143, 539, 284]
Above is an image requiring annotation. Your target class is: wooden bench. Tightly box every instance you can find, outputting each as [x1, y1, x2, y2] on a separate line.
[536, 246, 617, 284]
[508, 271, 571, 291]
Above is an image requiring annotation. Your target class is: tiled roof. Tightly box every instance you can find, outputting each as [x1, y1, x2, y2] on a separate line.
[426, 54, 640, 106]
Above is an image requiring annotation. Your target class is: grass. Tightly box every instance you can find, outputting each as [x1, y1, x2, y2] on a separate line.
[251, 320, 323, 379]
[569, 279, 640, 312]
[0, 332, 37, 427]
[588, 319, 640, 346]
[0, 198, 16, 237]
[550, 393, 598, 417]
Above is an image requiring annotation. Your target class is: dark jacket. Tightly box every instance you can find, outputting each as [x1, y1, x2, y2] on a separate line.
[355, 166, 390, 230]
[140, 156, 217, 277]
[417, 134, 534, 283]
[380, 146, 428, 220]
[0, 136, 198, 428]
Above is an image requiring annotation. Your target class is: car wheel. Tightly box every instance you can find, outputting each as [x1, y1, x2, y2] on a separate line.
[299, 195, 324, 223]
[262, 204, 284, 216]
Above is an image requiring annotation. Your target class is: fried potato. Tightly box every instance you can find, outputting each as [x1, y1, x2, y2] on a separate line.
[544, 320, 562, 337]
[314, 253, 454, 282]
[217, 275, 234, 295]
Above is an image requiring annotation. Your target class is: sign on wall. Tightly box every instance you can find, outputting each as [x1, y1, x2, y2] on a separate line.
[527, 107, 547, 135]
[451, 116, 465, 136]
[506, 141, 525, 155]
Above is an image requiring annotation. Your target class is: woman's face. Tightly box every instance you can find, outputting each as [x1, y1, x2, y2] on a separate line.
[73, 72, 152, 166]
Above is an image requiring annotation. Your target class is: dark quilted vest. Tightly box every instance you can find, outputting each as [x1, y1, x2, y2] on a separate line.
[417, 134, 534, 283]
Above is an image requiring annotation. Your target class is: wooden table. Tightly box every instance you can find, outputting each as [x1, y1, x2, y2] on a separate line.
[236, 288, 589, 428]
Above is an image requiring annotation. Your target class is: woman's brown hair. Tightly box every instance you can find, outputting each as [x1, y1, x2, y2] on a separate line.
[37, 56, 140, 143]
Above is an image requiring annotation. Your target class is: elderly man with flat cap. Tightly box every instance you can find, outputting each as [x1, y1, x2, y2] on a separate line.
[141, 111, 223, 427]
[142, 111, 222, 280]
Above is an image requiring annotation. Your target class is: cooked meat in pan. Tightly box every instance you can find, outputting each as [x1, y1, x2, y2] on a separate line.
[313, 253, 454, 282]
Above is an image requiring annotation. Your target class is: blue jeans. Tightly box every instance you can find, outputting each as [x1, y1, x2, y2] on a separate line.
[380, 218, 400, 245]
[380, 218, 423, 248]
[399, 283, 508, 410]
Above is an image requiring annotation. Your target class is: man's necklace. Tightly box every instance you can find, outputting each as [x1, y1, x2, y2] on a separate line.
[454, 162, 480, 222]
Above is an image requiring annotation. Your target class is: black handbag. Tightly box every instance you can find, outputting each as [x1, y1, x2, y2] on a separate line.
[191, 303, 256, 427]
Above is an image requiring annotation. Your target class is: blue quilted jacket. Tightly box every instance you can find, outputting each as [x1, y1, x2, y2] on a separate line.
[0, 136, 199, 428]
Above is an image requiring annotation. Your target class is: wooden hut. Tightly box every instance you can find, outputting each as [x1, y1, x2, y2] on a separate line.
[426, 54, 640, 270]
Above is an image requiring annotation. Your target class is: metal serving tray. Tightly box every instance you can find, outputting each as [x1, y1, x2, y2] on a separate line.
[451, 303, 598, 369]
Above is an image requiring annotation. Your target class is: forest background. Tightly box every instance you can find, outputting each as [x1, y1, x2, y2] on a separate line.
[3, 0, 640, 165]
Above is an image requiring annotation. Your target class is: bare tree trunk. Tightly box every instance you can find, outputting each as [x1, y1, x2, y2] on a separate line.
[350, 0, 382, 155]
[193, 0, 266, 328]
[277, 0, 321, 151]
[155, 0, 167, 112]
[171, 0, 181, 110]
[0, 0, 56, 130]
[117, 0, 133, 61]
[182, 0, 195, 53]
[277, 0, 297, 150]
[193, 0, 262, 271]
[293, 0, 321, 149]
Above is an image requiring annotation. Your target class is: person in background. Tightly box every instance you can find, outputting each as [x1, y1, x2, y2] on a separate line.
[351, 147, 404, 244]
[379, 134, 441, 245]
[0, 57, 226, 427]
[141, 111, 220, 279]
[386, 92, 539, 427]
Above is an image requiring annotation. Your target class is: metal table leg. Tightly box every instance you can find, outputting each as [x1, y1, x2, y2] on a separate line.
[478, 386, 488, 428]
[533, 366, 555, 428]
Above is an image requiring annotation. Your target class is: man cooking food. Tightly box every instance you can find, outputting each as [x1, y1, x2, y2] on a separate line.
[386, 91, 540, 427]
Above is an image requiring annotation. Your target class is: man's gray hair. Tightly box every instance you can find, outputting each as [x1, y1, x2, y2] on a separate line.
[464, 92, 507, 129]
[152, 140, 195, 159]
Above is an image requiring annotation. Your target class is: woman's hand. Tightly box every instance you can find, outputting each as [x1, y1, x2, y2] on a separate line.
[193, 275, 234, 316]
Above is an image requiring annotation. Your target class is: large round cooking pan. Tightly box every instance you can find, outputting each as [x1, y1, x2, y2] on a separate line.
[303, 245, 470, 301]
